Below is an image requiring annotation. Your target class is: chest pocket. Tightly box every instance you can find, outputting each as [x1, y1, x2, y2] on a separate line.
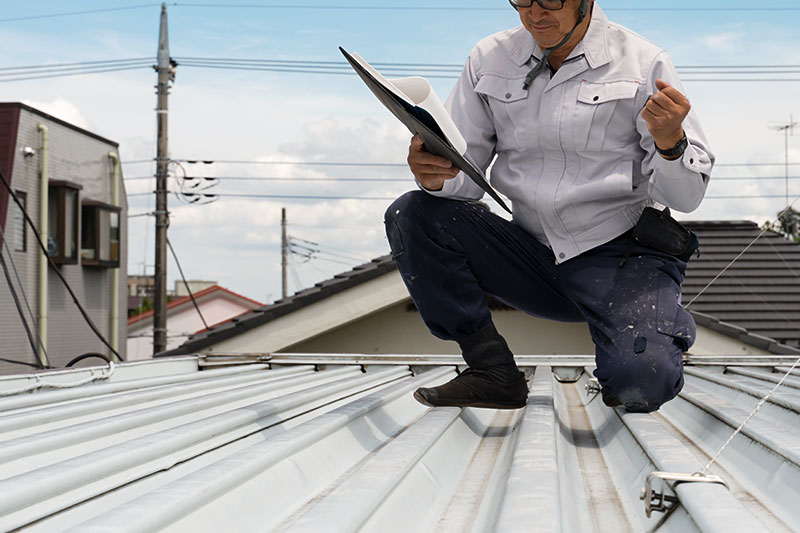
[474, 74, 529, 150]
[575, 80, 639, 152]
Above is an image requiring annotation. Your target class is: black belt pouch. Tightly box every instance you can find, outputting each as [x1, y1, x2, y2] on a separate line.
[632, 207, 699, 262]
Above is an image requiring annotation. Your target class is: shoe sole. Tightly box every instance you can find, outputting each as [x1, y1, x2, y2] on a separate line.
[413, 389, 527, 410]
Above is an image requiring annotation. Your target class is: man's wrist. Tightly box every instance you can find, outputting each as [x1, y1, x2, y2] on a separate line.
[654, 131, 688, 160]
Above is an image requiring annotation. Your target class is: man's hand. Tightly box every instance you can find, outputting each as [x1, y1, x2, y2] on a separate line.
[407, 135, 460, 191]
[641, 78, 690, 159]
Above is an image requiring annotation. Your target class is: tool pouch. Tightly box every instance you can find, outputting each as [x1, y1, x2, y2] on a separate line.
[632, 207, 699, 262]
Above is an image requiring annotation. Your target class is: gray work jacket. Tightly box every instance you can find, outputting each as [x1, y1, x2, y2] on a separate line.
[422, 5, 714, 263]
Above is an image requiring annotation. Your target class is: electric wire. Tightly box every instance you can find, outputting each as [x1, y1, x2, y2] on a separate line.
[3, 56, 799, 83]
[125, 191, 800, 202]
[0, 222, 50, 368]
[126, 174, 797, 183]
[0, 4, 167, 23]
[170, 158, 796, 168]
[0, 248, 45, 368]
[0, 169, 123, 362]
[175, 3, 800, 12]
[167, 236, 210, 330]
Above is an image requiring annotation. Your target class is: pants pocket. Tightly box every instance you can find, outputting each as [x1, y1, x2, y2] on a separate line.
[655, 268, 696, 350]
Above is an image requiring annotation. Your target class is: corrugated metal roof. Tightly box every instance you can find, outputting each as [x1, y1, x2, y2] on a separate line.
[0, 355, 798, 531]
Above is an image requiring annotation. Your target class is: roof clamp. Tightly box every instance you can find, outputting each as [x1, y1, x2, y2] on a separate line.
[584, 377, 602, 404]
[640, 471, 729, 518]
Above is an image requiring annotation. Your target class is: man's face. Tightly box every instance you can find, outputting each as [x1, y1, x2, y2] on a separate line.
[517, 0, 585, 49]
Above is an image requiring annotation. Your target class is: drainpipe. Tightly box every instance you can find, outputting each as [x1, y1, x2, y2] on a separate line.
[37, 124, 49, 367]
[108, 151, 121, 361]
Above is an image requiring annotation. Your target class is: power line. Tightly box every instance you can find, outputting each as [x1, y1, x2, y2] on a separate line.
[126, 175, 410, 182]
[174, 3, 800, 12]
[126, 191, 800, 201]
[174, 159, 406, 167]
[126, 174, 800, 183]
[167, 237, 209, 330]
[0, 65, 152, 83]
[165, 159, 800, 168]
[0, 3, 167, 23]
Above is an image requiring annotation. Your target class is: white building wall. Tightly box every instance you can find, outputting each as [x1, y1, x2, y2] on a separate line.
[0, 107, 127, 374]
[128, 296, 260, 361]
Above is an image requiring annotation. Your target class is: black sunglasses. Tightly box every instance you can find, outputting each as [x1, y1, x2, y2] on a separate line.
[508, 0, 565, 9]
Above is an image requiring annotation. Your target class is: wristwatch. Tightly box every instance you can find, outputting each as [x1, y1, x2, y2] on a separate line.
[655, 134, 688, 158]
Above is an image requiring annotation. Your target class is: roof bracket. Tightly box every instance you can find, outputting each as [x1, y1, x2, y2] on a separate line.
[640, 471, 729, 518]
[584, 377, 601, 404]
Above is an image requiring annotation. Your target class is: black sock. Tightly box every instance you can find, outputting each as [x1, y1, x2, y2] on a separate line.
[456, 322, 522, 383]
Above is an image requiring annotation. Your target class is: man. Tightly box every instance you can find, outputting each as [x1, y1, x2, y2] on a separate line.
[384, 0, 714, 412]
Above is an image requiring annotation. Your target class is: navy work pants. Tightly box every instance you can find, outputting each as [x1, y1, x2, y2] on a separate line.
[384, 191, 696, 412]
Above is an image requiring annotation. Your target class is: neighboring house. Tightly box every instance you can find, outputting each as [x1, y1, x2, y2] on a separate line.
[127, 285, 263, 360]
[0, 102, 127, 374]
[162, 220, 800, 359]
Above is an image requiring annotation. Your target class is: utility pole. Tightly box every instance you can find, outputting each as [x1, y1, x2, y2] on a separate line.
[153, 3, 174, 355]
[281, 208, 288, 299]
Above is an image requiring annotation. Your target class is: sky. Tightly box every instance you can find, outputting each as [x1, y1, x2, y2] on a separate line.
[0, 1, 798, 306]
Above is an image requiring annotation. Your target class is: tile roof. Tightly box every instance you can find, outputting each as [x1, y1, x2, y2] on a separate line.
[683, 221, 800, 349]
[164, 220, 800, 357]
[0, 356, 797, 530]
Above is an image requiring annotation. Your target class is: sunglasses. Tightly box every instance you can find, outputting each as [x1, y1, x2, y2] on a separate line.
[508, 0, 565, 9]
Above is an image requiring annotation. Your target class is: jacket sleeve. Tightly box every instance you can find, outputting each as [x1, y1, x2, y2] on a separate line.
[417, 51, 498, 201]
[635, 51, 715, 213]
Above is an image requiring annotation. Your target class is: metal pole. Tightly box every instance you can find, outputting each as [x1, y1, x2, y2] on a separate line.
[153, 3, 172, 355]
[281, 207, 287, 299]
[786, 121, 790, 208]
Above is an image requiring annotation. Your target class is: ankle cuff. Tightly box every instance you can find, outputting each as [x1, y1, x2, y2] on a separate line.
[457, 322, 515, 370]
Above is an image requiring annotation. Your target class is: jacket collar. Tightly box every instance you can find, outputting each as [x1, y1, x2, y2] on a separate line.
[509, 3, 612, 70]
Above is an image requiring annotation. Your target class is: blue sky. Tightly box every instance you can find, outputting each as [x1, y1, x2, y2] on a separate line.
[0, 1, 798, 305]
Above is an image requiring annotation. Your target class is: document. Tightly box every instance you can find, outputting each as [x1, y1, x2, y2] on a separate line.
[340, 47, 511, 214]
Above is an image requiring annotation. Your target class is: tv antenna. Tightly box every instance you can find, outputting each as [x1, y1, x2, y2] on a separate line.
[771, 115, 797, 207]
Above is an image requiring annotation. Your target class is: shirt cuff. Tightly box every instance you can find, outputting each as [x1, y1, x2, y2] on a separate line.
[652, 143, 707, 176]
[415, 173, 466, 197]
[649, 143, 710, 212]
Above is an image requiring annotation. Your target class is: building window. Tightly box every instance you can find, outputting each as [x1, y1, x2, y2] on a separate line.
[13, 191, 26, 252]
[48, 181, 81, 265]
[81, 200, 121, 268]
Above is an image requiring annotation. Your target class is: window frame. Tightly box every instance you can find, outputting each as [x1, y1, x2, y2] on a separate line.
[13, 190, 26, 252]
[47, 180, 82, 265]
[80, 198, 122, 268]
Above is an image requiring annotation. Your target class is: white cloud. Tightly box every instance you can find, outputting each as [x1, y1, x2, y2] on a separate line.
[700, 32, 740, 52]
[21, 97, 91, 130]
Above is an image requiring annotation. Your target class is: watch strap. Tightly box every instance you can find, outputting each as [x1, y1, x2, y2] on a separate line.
[655, 134, 688, 158]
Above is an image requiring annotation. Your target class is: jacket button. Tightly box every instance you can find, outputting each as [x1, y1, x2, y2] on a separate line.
[593, 95, 599, 101]
[690, 158, 695, 164]
[505, 93, 512, 99]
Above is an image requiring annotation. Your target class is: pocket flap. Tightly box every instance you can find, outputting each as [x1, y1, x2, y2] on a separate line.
[577, 80, 639, 104]
[474, 74, 528, 103]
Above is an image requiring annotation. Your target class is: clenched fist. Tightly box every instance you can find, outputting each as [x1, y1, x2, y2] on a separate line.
[641, 78, 691, 159]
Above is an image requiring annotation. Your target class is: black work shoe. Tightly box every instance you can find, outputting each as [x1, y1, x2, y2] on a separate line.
[602, 388, 622, 407]
[413, 368, 529, 409]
